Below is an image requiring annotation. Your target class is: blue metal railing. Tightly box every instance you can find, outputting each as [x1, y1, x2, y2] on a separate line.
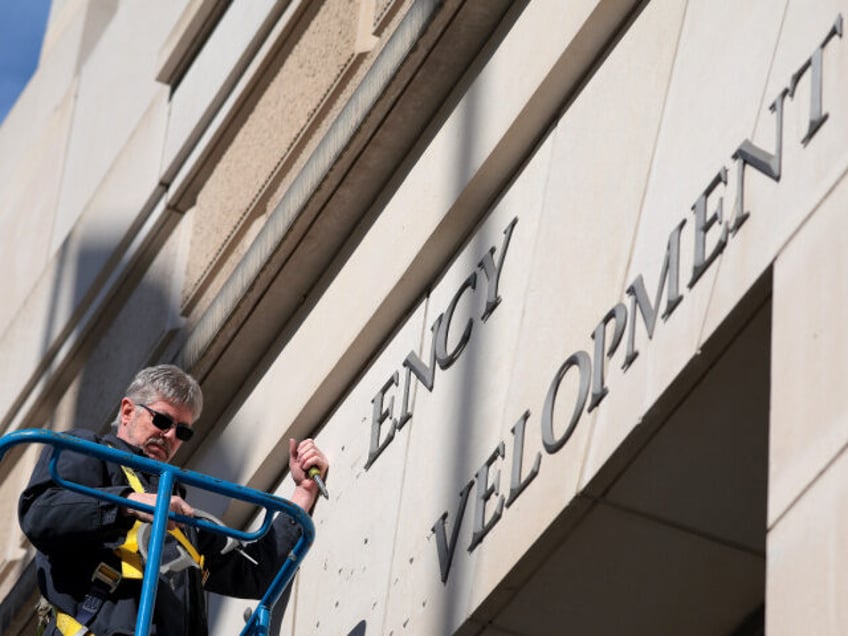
[0, 429, 315, 636]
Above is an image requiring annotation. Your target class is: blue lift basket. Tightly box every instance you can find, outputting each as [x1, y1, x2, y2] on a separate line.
[0, 429, 315, 636]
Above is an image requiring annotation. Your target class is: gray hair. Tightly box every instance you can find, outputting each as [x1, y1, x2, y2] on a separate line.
[112, 364, 203, 430]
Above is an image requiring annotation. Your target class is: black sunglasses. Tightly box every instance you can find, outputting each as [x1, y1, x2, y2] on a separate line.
[138, 404, 194, 442]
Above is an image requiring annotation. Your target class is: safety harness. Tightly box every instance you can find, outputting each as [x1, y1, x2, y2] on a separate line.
[48, 464, 206, 636]
[115, 465, 205, 579]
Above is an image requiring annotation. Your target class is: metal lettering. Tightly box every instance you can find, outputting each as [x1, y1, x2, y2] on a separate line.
[402, 315, 442, 392]
[731, 89, 788, 233]
[623, 219, 686, 369]
[506, 410, 541, 507]
[435, 272, 477, 369]
[541, 351, 591, 454]
[689, 168, 729, 288]
[789, 14, 843, 146]
[479, 217, 518, 321]
[588, 303, 627, 412]
[427, 14, 845, 584]
[365, 372, 399, 469]
[397, 365, 414, 430]
[432, 480, 474, 584]
[469, 442, 506, 552]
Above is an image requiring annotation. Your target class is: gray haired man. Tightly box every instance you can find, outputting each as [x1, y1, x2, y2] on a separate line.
[19, 364, 328, 636]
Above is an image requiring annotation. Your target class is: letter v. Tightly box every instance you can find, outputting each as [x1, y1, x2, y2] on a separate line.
[432, 480, 474, 584]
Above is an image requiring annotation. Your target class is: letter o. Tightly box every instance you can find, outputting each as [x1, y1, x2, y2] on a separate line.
[541, 350, 591, 454]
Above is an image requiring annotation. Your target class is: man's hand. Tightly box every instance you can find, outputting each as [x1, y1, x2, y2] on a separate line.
[288, 438, 329, 512]
[123, 492, 195, 530]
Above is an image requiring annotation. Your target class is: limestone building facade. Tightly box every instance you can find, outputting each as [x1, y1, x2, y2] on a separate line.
[0, 0, 846, 634]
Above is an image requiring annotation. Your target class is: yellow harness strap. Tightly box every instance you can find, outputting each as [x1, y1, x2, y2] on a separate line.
[54, 610, 92, 636]
[48, 462, 209, 636]
[116, 465, 205, 579]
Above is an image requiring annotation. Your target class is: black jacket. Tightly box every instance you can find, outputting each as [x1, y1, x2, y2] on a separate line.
[18, 430, 302, 636]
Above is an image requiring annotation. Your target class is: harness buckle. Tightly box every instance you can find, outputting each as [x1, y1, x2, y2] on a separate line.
[91, 562, 122, 593]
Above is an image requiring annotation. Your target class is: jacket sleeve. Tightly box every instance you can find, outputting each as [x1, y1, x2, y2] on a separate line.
[200, 511, 305, 599]
[18, 435, 135, 553]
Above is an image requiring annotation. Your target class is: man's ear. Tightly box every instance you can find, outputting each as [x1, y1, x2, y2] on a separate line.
[118, 398, 135, 427]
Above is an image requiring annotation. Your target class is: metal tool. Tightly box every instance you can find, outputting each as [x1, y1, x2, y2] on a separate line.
[308, 466, 329, 499]
[193, 509, 259, 565]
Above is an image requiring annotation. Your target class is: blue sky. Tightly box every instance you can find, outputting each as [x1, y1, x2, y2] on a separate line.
[0, 0, 51, 124]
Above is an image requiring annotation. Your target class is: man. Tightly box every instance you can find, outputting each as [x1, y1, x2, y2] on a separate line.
[19, 364, 328, 636]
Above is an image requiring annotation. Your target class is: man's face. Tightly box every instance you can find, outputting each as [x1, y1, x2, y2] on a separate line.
[117, 397, 194, 462]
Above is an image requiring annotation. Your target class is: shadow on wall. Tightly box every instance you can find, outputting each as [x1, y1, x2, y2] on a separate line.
[436, 44, 484, 635]
[348, 619, 367, 635]
[44, 234, 182, 437]
[1, 242, 178, 633]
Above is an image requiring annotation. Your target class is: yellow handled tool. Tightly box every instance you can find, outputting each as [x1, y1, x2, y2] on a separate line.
[308, 466, 329, 499]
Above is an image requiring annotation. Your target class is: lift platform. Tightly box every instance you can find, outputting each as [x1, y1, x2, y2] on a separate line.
[0, 428, 315, 636]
